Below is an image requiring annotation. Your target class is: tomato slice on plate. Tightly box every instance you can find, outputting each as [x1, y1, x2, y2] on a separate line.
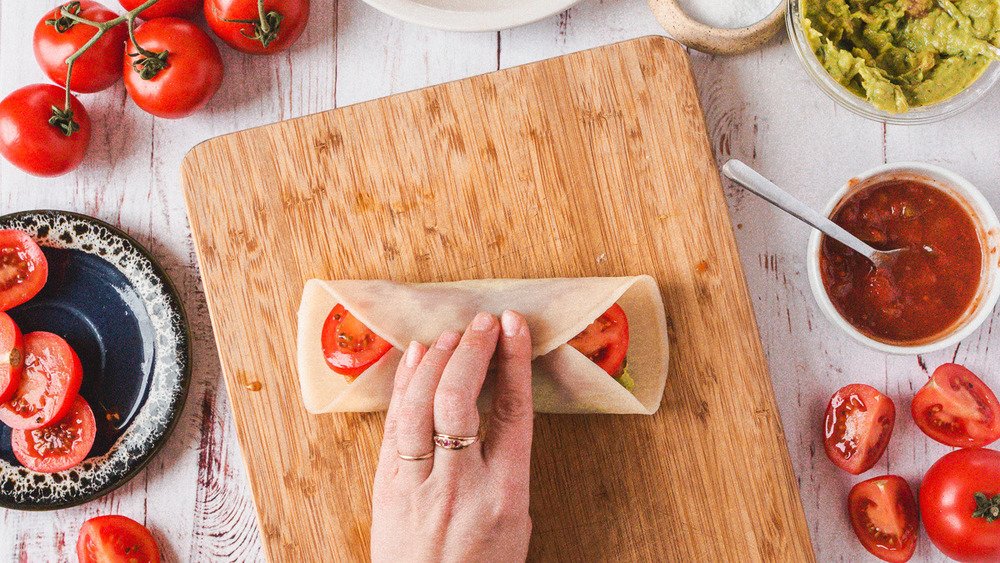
[0, 331, 83, 429]
[568, 303, 630, 377]
[322, 304, 393, 381]
[823, 384, 895, 475]
[12, 395, 95, 473]
[911, 363, 1000, 448]
[0, 230, 48, 311]
[0, 311, 24, 403]
[849, 475, 919, 563]
[77, 515, 162, 563]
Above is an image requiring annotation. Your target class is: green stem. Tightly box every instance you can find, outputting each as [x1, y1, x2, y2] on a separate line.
[223, 0, 283, 48]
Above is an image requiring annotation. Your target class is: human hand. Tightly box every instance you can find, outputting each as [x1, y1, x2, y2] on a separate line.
[371, 310, 534, 562]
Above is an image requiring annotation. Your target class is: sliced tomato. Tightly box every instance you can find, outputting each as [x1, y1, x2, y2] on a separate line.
[849, 475, 919, 563]
[322, 304, 392, 381]
[823, 384, 895, 475]
[0, 332, 83, 430]
[77, 515, 162, 563]
[0, 230, 48, 311]
[568, 303, 630, 377]
[0, 311, 24, 403]
[12, 395, 95, 473]
[912, 363, 1000, 448]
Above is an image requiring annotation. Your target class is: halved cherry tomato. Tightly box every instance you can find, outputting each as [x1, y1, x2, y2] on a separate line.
[911, 363, 1000, 448]
[0, 230, 49, 312]
[12, 395, 95, 473]
[0, 84, 91, 177]
[0, 312, 24, 403]
[568, 304, 630, 377]
[33, 1, 129, 93]
[123, 18, 224, 119]
[849, 475, 919, 563]
[0, 332, 83, 430]
[205, 0, 309, 54]
[920, 448, 1000, 563]
[120, 0, 199, 19]
[823, 384, 895, 475]
[77, 515, 162, 563]
[322, 304, 392, 381]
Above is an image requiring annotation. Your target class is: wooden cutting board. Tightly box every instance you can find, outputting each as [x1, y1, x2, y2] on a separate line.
[180, 36, 814, 562]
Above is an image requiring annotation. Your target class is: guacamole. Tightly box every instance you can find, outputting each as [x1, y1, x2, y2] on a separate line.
[803, 0, 1000, 112]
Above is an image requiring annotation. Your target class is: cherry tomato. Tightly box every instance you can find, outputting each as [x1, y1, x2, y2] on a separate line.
[123, 18, 224, 119]
[0, 84, 91, 177]
[0, 312, 24, 403]
[205, 0, 309, 54]
[0, 332, 83, 430]
[849, 475, 919, 563]
[77, 515, 162, 563]
[119, 0, 199, 19]
[0, 230, 49, 311]
[823, 384, 895, 475]
[912, 363, 1000, 448]
[921, 448, 1000, 562]
[568, 304, 630, 377]
[33, 1, 128, 93]
[322, 304, 392, 381]
[12, 395, 95, 473]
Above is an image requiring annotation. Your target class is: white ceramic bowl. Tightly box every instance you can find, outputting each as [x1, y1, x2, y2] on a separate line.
[807, 163, 1000, 355]
[360, 0, 582, 32]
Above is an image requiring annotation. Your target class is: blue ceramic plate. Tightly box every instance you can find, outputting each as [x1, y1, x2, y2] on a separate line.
[0, 211, 191, 510]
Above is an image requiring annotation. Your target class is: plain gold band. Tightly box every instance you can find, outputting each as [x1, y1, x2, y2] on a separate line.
[397, 451, 434, 461]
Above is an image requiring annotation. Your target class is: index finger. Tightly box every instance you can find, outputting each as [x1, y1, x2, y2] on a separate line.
[483, 310, 534, 476]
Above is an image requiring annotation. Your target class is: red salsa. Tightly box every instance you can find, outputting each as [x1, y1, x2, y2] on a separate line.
[820, 178, 983, 345]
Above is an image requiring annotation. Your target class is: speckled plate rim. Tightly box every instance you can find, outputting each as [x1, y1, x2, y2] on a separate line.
[0, 210, 192, 511]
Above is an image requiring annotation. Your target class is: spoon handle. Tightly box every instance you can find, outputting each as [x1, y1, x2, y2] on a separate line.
[722, 160, 879, 260]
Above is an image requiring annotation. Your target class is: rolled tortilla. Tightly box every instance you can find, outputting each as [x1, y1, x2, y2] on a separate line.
[297, 277, 669, 414]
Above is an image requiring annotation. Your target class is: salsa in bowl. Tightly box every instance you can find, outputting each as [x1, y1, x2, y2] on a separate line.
[807, 163, 1000, 354]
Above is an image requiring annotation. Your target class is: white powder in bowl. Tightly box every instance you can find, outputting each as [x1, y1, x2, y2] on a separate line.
[675, 0, 783, 29]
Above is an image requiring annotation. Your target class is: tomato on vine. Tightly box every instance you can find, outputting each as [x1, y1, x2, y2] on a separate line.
[0, 84, 90, 177]
[123, 18, 224, 119]
[119, 0, 200, 20]
[33, 1, 128, 94]
[205, 0, 309, 54]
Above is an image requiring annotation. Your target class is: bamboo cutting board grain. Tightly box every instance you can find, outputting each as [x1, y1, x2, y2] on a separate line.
[180, 36, 814, 561]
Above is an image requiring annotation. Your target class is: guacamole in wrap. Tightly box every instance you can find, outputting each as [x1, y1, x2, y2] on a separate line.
[803, 0, 1000, 112]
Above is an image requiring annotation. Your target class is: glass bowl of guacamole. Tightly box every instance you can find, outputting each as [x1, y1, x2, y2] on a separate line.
[788, 0, 1000, 123]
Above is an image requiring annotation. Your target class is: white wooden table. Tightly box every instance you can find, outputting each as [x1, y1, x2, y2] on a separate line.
[2, 1, 997, 561]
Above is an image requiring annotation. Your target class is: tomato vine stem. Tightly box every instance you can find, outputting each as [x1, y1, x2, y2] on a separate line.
[223, 0, 283, 48]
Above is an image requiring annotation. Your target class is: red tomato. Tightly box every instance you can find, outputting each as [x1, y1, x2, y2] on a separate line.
[33, 1, 128, 93]
[204, 0, 309, 54]
[0, 230, 49, 312]
[0, 84, 91, 177]
[0, 312, 24, 403]
[322, 304, 392, 381]
[823, 384, 895, 475]
[12, 395, 95, 473]
[0, 332, 83, 430]
[849, 475, 919, 563]
[77, 515, 162, 563]
[568, 304, 630, 377]
[119, 0, 199, 19]
[921, 448, 1000, 562]
[912, 363, 1000, 448]
[123, 18, 224, 119]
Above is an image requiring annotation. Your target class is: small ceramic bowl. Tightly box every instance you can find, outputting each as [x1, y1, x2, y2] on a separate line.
[807, 163, 1000, 355]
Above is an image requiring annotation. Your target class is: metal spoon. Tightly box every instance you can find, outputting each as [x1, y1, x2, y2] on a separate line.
[722, 159, 904, 269]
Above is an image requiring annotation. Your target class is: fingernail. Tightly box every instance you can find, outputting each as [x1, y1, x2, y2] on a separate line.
[405, 341, 422, 368]
[501, 310, 522, 337]
[471, 312, 496, 332]
[434, 331, 461, 350]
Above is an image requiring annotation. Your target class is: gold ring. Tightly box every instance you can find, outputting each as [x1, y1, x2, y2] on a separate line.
[433, 433, 478, 450]
[398, 450, 434, 461]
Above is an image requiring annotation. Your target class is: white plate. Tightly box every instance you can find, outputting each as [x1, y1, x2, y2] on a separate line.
[360, 0, 582, 32]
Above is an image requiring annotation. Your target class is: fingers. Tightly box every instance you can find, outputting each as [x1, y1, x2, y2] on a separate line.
[394, 331, 461, 482]
[432, 312, 500, 473]
[484, 310, 534, 480]
[376, 341, 426, 477]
